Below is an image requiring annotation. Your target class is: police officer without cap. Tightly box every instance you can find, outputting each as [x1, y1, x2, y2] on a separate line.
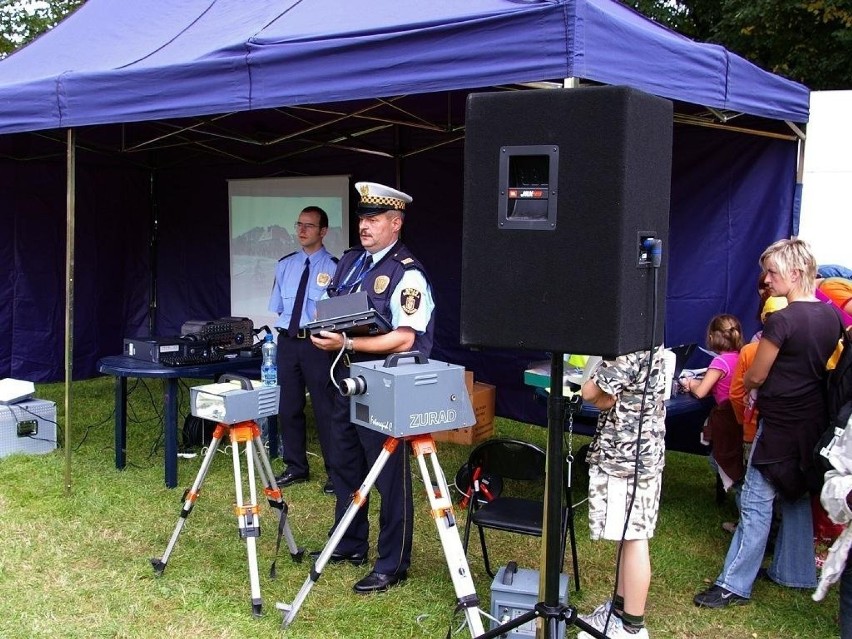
[311, 182, 436, 594]
[268, 206, 338, 493]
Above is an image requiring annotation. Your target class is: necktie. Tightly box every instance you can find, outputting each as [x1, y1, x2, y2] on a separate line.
[353, 255, 373, 292]
[287, 257, 311, 337]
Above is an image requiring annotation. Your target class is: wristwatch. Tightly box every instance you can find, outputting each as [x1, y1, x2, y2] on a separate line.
[345, 337, 354, 352]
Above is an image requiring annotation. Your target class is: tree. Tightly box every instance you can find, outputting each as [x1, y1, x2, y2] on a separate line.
[626, 0, 852, 90]
[0, 0, 85, 58]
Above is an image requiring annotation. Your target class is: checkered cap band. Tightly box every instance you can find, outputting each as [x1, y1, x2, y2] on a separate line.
[359, 194, 407, 210]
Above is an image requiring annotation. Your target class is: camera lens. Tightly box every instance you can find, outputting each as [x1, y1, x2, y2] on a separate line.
[340, 376, 367, 396]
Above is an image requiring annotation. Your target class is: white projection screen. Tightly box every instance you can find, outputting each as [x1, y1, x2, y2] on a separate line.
[228, 175, 350, 332]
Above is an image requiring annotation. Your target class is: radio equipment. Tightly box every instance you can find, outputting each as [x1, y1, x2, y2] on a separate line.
[180, 317, 254, 351]
[123, 336, 224, 366]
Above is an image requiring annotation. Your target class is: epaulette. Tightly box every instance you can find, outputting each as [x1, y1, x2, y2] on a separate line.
[278, 251, 297, 262]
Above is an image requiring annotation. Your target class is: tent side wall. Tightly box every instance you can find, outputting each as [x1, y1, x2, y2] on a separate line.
[0, 145, 152, 381]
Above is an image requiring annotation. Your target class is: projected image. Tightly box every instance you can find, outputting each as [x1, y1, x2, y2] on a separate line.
[228, 176, 350, 332]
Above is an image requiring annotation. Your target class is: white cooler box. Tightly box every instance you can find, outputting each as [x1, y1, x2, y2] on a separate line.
[0, 399, 58, 458]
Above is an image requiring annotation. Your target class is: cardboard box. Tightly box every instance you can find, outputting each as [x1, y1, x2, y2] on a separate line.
[432, 419, 494, 446]
[464, 369, 475, 397]
[433, 381, 496, 446]
[471, 381, 496, 427]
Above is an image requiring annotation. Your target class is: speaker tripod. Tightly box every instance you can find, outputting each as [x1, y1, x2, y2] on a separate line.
[277, 433, 487, 637]
[150, 419, 304, 617]
[477, 354, 609, 639]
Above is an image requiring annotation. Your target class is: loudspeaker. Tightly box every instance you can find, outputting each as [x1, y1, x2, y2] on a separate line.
[460, 86, 672, 358]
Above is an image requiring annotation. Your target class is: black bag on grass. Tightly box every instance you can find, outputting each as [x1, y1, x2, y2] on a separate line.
[182, 415, 217, 450]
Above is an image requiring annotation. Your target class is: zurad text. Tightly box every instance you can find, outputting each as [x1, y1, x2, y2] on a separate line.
[409, 410, 458, 429]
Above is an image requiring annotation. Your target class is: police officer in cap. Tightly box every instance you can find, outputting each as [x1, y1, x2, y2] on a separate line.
[311, 182, 436, 593]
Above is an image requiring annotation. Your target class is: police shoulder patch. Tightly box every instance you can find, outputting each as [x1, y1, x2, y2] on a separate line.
[400, 288, 422, 315]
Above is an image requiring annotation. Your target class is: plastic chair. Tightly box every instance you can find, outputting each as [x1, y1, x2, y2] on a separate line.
[461, 438, 580, 590]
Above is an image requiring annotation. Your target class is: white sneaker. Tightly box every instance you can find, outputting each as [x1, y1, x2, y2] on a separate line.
[576, 602, 649, 639]
[577, 625, 650, 639]
[577, 601, 620, 637]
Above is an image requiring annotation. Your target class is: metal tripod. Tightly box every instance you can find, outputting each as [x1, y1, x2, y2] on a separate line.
[277, 433, 487, 637]
[476, 354, 609, 639]
[150, 419, 304, 617]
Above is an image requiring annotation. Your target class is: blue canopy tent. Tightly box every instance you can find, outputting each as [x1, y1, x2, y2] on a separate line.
[0, 0, 809, 429]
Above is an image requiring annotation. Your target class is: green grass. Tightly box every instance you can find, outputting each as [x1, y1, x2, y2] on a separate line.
[0, 376, 841, 638]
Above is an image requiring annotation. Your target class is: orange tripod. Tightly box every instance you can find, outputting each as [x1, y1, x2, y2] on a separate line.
[150, 419, 304, 617]
[277, 433, 486, 637]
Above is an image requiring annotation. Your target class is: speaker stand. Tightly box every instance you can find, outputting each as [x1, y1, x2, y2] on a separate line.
[477, 353, 609, 639]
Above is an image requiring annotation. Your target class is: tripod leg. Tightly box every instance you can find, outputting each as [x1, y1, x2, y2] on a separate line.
[250, 425, 304, 564]
[277, 436, 398, 629]
[411, 435, 486, 638]
[230, 423, 263, 618]
[150, 424, 227, 574]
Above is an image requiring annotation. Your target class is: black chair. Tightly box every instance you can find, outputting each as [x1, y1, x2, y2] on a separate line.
[461, 438, 580, 591]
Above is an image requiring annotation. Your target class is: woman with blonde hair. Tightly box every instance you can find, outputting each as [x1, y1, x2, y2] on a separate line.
[694, 238, 845, 609]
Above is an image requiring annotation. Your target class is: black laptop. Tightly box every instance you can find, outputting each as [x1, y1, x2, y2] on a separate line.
[306, 291, 393, 336]
[670, 343, 697, 376]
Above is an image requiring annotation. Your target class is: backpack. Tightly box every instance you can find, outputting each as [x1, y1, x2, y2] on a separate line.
[815, 326, 852, 475]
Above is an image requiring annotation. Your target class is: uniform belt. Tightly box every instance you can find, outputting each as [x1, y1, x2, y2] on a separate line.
[276, 327, 310, 339]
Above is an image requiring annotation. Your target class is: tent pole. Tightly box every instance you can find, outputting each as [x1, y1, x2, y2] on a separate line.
[791, 127, 807, 238]
[64, 128, 76, 495]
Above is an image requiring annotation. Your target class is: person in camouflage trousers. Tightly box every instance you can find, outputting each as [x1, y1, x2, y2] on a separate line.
[577, 347, 667, 639]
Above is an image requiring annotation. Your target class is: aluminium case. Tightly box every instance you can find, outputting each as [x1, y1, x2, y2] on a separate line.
[490, 565, 568, 639]
[349, 357, 475, 438]
[0, 398, 58, 458]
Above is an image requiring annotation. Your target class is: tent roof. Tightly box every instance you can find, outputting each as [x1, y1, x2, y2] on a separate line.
[0, 0, 809, 135]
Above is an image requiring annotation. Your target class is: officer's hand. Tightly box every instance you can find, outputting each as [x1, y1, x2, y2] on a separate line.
[311, 330, 344, 352]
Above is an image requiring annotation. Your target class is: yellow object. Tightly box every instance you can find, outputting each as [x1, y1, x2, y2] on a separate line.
[566, 354, 589, 368]
[827, 338, 844, 371]
[760, 296, 788, 323]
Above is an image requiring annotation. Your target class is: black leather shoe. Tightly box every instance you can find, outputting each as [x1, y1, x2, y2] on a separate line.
[353, 570, 408, 594]
[323, 478, 335, 494]
[308, 549, 368, 566]
[275, 470, 309, 487]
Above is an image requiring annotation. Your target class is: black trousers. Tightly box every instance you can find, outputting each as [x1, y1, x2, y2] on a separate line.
[324, 362, 414, 575]
[276, 332, 334, 477]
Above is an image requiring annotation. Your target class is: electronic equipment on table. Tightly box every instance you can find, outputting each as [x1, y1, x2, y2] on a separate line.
[123, 336, 226, 366]
[305, 291, 392, 336]
[180, 317, 254, 351]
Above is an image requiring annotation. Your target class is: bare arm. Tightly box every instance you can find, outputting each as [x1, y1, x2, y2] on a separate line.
[582, 379, 616, 411]
[681, 368, 723, 399]
[743, 338, 780, 390]
[311, 327, 416, 355]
